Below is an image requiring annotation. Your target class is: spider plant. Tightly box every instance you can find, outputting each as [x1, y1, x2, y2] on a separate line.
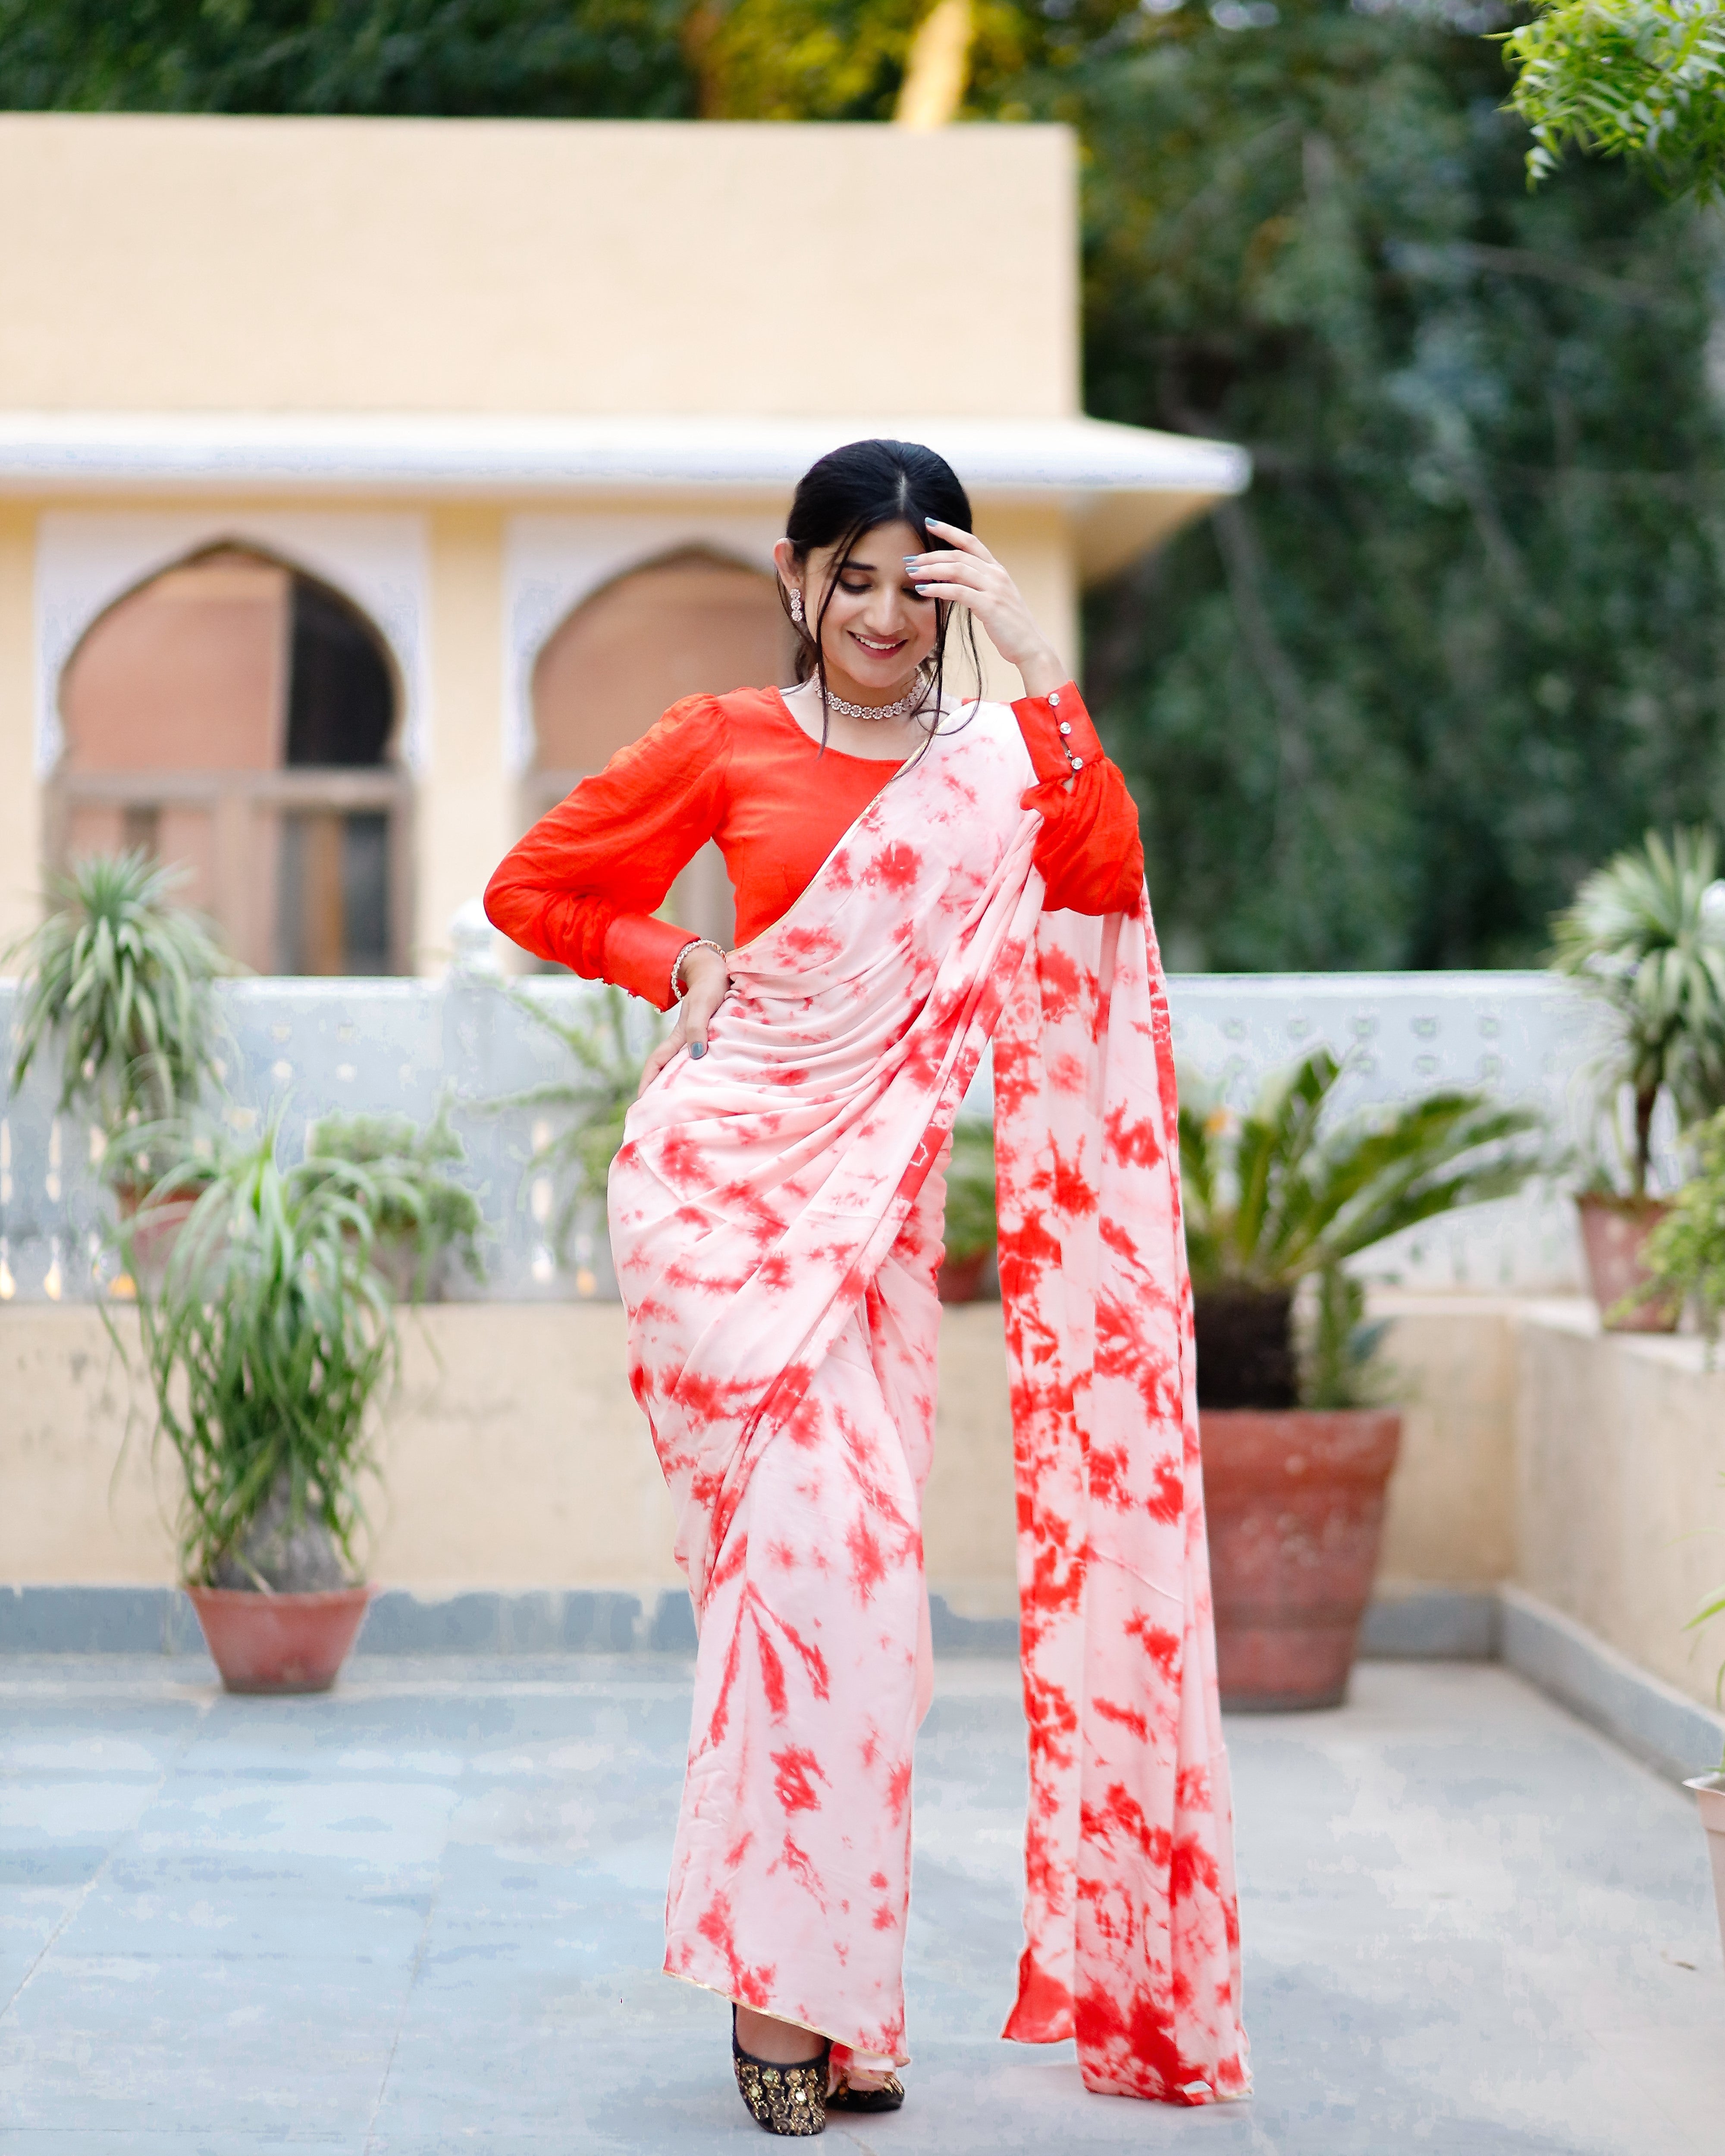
[1549, 827, 1725, 1197]
[4, 850, 230, 1133]
[116, 1110, 408, 1590]
[1639, 1107, 1725, 1349]
[1178, 1048, 1545, 1406]
[480, 983, 647, 1265]
[306, 1097, 486, 1299]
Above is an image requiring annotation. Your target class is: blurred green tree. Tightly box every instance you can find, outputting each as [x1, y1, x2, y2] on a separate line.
[1007, 2, 1725, 971]
[0, 0, 697, 115]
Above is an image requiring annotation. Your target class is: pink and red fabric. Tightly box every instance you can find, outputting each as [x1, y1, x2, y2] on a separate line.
[608, 702, 1249, 2103]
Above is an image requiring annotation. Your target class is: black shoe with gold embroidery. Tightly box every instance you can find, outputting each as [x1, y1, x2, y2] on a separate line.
[731, 2009, 828, 2136]
[825, 2069, 905, 2114]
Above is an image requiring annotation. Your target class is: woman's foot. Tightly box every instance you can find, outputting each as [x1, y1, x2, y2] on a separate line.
[825, 2047, 906, 2113]
[732, 2006, 829, 2137]
[735, 2006, 826, 2064]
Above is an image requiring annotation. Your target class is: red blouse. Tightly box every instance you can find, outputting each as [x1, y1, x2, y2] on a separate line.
[484, 681, 1143, 1009]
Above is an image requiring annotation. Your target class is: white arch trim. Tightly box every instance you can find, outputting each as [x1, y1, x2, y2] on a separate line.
[503, 513, 783, 779]
[34, 511, 432, 777]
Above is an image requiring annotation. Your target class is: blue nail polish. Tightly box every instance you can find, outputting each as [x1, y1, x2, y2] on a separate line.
[689, 1042, 707, 1059]
[915, 585, 930, 595]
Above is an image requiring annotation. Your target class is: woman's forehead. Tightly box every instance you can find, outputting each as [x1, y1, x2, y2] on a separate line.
[829, 518, 924, 569]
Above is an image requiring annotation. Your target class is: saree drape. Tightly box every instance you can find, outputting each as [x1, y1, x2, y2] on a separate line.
[608, 703, 1250, 2104]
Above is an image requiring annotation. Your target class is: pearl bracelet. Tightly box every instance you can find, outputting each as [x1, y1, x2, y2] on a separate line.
[671, 937, 728, 1004]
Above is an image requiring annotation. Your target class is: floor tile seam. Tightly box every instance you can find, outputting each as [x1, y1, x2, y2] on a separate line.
[0, 1687, 220, 2023]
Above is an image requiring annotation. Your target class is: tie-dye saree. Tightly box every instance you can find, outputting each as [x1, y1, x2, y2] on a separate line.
[608, 701, 1250, 2105]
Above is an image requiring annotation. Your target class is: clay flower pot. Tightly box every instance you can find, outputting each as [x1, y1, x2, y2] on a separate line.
[1686, 1773, 1725, 1965]
[936, 1250, 991, 1304]
[1575, 1192, 1678, 1332]
[110, 1176, 209, 1295]
[185, 1584, 372, 1695]
[1200, 1407, 1402, 1711]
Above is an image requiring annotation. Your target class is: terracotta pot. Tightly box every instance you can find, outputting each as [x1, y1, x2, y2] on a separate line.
[1200, 1408, 1402, 1711]
[1575, 1192, 1678, 1333]
[185, 1583, 372, 1695]
[1686, 1773, 1725, 1966]
[937, 1250, 991, 1305]
[110, 1177, 200, 1294]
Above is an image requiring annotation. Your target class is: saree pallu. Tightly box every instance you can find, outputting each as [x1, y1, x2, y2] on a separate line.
[608, 703, 1250, 2103]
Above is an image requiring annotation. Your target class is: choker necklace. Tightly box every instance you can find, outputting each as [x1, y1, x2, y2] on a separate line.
[801, 674, 933, 722]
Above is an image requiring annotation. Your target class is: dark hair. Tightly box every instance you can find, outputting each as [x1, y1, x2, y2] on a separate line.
[780, 438, 982, 757]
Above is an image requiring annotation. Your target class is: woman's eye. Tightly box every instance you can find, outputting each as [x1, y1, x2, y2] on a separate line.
[839, 580, 871, 595]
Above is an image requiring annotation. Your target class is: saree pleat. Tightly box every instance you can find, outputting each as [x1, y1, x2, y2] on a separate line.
[608, 703, 1248, 2097]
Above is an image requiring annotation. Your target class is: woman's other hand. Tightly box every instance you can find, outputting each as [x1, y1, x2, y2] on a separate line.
[906, 519, 1065, 699]
[637, 945, 731, 1096]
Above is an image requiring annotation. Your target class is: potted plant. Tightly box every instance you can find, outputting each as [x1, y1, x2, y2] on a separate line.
[1684, 1568, 1725, 1965]
[116, 1111, 400, 1694]
[1550, 827, 1725, 1330]
[305, 1097, 486, 1302]
[481, 983, 646, 1285]
[938, 1116, 997, 1304]
[1636, 1132, 1725, 1955]
[5, 848, 229, 1140]
[1179, 1048, 1543, 1710]
[4, 850, 231, 1283]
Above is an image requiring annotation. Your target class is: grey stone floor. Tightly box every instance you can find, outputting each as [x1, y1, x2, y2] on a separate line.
[0, 1655, 1720, 2155]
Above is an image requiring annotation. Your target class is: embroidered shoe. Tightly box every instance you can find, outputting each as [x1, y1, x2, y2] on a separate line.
[825, 2069, 905, 2113]
[731, 2009, 828, 2136]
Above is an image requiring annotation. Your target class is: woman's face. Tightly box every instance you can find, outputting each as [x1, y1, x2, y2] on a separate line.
[775, 519, 940, 696]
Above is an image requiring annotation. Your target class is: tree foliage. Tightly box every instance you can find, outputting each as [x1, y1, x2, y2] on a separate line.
[1502, 0, 1725, 202]
[1012, 0, 1725, 970]
[0, 0, 696, 116]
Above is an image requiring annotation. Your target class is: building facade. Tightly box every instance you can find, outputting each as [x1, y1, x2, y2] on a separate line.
[0, 113, 1245, 973]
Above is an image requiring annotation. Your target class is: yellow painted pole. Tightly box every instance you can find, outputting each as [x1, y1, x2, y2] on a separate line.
[895, 0, 974, 130]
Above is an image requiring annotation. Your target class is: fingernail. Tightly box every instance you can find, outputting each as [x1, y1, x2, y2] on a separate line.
[689, 1042, 707, 1059]
[915, 586, 930, 595]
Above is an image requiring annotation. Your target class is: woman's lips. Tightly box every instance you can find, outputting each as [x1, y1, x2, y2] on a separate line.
[851, 633, 907, 655]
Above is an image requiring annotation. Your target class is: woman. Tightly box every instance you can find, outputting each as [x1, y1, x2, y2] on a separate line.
[485, 439, 1249, 2131]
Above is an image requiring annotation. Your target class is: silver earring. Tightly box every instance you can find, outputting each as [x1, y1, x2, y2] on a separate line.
[789, 589, 804, 625]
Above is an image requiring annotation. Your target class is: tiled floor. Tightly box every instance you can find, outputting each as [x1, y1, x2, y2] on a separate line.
[0, 1655, 1720, 2153]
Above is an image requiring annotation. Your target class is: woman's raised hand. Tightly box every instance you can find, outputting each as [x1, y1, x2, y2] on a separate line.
[906, 519, 1066, 699]
[637, 945, 731, 1097]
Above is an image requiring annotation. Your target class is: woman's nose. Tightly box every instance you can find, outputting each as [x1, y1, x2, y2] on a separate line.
[864, 592, 914, 636]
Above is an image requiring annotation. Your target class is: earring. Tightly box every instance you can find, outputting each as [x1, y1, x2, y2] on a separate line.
[789, 589, 804, 625]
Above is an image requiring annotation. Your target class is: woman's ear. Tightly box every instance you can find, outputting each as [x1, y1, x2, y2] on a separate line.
[771, 537, 800, 606]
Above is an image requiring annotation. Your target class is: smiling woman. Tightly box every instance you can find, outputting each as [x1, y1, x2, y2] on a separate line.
[483, 437, 1247, 2127]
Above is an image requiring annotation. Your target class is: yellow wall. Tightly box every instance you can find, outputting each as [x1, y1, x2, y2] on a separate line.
[0, 1303, 1025, 1616]
[0, 505, 37, 951]
[420, 507, 509, 969]
[13, 1292, 1724, 1709]
[0, 115, 1078, 420]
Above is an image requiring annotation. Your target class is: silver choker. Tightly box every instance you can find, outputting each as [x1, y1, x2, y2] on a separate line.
[806, 675, 933, 722]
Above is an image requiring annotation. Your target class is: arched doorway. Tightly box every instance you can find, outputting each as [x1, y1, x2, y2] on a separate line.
[529, 548, 796, 949]
[53, 546, 410, 974]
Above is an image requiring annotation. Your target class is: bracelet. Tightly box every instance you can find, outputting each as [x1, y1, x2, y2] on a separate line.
[670, 938, 728, 1004]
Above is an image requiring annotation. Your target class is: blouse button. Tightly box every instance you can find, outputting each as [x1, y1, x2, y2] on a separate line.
[1049, 691, 1061, 705]
[1069, 755, 1084, 770]
[1058, 722, 1072, 736]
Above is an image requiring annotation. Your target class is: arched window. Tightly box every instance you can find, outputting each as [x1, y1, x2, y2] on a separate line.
[52, 546, 409, 974]
[530, 549, 795, 949]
